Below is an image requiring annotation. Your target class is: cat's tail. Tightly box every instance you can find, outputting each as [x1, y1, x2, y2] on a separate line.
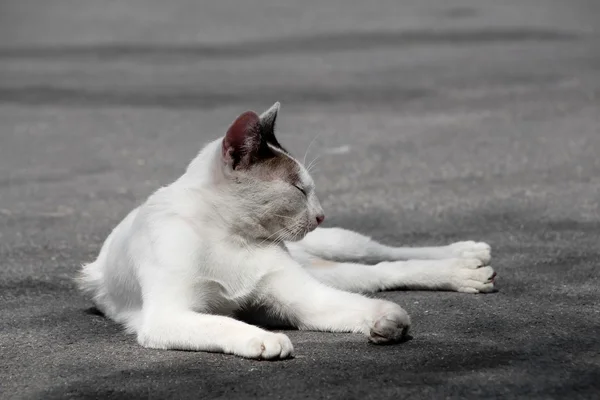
[76, 231, 114, 316]
[76, 260, 104, 298]
[76, 260, 112, 320]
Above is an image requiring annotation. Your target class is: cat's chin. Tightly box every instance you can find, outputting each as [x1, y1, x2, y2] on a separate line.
[282, 230, 309, 243]
[284, 235, 305, 243]
[257, 228, 307, 244]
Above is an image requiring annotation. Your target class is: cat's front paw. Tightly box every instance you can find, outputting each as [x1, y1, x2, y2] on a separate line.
[368, 302, 411, 344]
[445, 258, 496, 294]
[447, 241, 491, 264]
[236, 332, 294, 360]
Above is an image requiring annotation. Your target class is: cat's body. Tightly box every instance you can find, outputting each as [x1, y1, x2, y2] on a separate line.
[80, 103, 495, 359]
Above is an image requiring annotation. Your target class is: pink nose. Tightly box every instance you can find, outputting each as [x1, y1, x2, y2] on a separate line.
[316, 214, 325, 226]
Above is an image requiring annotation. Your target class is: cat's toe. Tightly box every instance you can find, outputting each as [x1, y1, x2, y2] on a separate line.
[369, 303, 411, 344]
[450, 259, 497, 294]
[273, 333, 294, 359]
[448, 241, 491, 264]
[242, 333, 294, 360]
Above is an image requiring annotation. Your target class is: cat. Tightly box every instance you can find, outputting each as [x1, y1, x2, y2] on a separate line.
[79, 102, 496, 360]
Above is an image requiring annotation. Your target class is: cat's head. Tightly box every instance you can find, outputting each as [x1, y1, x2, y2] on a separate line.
[220, 102, 324, 242]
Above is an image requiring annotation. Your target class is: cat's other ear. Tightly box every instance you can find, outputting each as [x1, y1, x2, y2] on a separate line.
[259, 101, 280, 135]
[222, 111, 262, 169]
[259, 101, 288, 151]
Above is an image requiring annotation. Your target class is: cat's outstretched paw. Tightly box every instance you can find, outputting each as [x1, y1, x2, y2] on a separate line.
[368, 303, 411, 344]
[445, 258, 496, 294]
[238, 332, 294, 360]
[447, 241, 491, 264]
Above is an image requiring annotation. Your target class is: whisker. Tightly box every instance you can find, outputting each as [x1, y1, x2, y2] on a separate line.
[306, 156, 320, 173]
[258, 225, 290, 247]
[303, 132, 323, 167]
[268, 213, 296, 220]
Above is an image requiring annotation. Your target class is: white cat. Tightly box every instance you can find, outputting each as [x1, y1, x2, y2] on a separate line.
[79, 102, 496, 360]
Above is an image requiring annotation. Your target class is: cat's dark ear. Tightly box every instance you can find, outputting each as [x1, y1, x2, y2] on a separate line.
[222, 111, 262, 169]
[259, 102, 280, 135]
[259, 102, 288, 152]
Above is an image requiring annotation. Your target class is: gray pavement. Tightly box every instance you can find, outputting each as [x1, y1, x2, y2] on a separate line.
[1, 0, 599, 398]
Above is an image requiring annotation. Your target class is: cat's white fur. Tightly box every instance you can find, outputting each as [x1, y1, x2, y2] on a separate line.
[79, 103, 495, 360]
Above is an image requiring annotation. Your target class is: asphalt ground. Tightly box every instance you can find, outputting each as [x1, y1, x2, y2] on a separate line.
[1, 0, 599, 398]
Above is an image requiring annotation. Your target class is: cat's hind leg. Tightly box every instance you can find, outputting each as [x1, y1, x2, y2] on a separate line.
[292, 227, 491, 264]
[304, 257, 496, 294]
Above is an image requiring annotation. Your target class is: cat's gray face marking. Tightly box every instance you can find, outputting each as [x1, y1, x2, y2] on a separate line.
[222, 103, 324, 242]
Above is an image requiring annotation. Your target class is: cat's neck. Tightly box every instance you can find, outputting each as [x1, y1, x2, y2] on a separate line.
[170, 138, 272, 242]
[179, 138, 224, 186]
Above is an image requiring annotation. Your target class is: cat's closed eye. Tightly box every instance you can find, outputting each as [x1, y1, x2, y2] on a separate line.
[293, 184, 307, 197]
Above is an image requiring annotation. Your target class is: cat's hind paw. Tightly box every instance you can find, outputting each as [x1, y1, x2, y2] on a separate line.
[446, 258, 496, 294]
[447, 241, 491, 264]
